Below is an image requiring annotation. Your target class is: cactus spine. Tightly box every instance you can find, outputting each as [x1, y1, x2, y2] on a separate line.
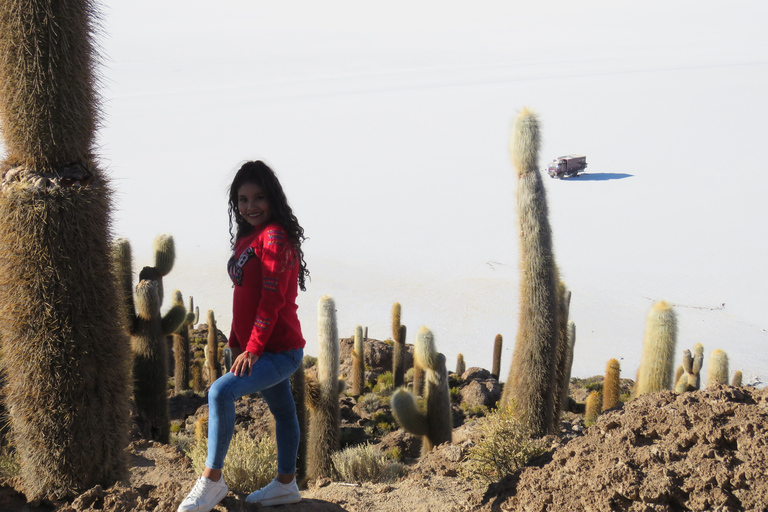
[114, 236, 186, 443]
[206, 309, 221, 384]
[0, 0, 132, 499]
[492, 334, 503, 380]
[706, 349, 729, 387]
[392, 302, 405, 388]
[499, 108, 559, 438]
[391, 327, 452, 455]
[635, 301, 677, 396]
[352, 325, 365, 396]
[456, 353, 466, 377]
[307, 295, 341, 479]
[602, 359, 621, 412]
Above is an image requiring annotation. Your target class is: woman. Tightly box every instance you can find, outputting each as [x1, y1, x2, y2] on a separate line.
[178, 160, 309, 512]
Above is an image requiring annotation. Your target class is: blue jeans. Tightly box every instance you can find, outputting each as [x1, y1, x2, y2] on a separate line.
[206, 348, 303, 475]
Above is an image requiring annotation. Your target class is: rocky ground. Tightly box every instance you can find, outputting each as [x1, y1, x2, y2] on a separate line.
[1, 339, 767, 512]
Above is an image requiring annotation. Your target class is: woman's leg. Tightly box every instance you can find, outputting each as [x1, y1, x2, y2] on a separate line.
[260, 377, 300, 477]
[205, 348, 303, 473]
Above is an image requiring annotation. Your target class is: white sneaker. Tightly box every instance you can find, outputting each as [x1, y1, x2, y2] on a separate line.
[246, 477, 301, 506]
[178, 475, 228, 512]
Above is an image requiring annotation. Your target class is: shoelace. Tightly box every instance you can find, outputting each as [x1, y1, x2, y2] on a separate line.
[190, 477, 214, 499]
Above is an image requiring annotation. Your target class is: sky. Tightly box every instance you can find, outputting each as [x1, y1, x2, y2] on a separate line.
[2, 0, 767, 385]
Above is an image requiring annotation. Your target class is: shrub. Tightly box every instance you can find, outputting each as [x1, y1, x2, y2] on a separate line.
[460, 406, 548, 485]
[373, 372, 394, 395]
[450, 386, 461, 404]
[187, 431, 277, 494]
[358, 393, 381, 415]
[303, 355, 317, 369]
[331, 443, 407, 483]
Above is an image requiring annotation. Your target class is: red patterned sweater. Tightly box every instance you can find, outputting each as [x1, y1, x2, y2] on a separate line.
[227, 222, 305, 357]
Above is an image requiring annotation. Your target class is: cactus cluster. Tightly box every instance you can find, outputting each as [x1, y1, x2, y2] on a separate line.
[172, 292, 199, 393]
[674, 344, 704, 393]
[391, 327, 452, 454]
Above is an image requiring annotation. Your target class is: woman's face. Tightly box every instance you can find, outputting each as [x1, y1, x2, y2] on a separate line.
[237, 182, 272, 228]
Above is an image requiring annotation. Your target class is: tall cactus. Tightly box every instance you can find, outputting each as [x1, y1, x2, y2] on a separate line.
[114, 236, 186, 443]
[492, 334, 503, 380]
[307, 295, 341, 479]
[602, 359, 621, 412]
[0, 0, 131, 500]
[392, 302, 405, 388]
[706, 349, 729, 387]
[172, 292, 198, 393]
[499, 108, 559, 438]
[391, 327, 452, 455]
[635, 301, 677, 396]
[352, 325, 365, 396]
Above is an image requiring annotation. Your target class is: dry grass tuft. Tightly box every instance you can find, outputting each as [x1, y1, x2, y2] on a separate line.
[331, 443, 407, 483]
[460, 406, 548, 485]
[187, 431, 277, 494]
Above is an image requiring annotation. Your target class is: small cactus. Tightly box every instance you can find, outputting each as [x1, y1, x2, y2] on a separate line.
[584, 391, 602, 426]
[352, 325, 365, 396]
[602, 359, 621, 412]
[492, 334, 503, 380]
[391, 327, 452, 455]
[392, 303, 405, 388]
[206, 309, 221, 383]
[635, 301, 677, 396]
[731, 370, 743, 387]
[455, 353, 466, 377]
[706, 349, 729, 387]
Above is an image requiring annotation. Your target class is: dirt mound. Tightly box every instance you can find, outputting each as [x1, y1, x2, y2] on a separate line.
[482, 385, 768, 512]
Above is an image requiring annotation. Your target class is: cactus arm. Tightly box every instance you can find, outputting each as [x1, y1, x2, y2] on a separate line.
[112, 239, 136, 329]
[161, 305, 186, 335]
[153, 234, 175, 277]
[391, 388, 429, 436]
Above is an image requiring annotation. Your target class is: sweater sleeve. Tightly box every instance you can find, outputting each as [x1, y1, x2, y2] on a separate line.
[245, 226, 294, 356]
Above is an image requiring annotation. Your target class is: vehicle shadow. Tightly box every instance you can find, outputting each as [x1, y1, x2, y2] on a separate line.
[567, 172, 633, 181]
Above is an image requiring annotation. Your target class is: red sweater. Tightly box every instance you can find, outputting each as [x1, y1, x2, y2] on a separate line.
[227, 222, 305, 357]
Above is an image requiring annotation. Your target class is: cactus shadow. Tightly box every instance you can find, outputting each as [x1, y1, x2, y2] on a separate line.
[567, 172, 633, 181]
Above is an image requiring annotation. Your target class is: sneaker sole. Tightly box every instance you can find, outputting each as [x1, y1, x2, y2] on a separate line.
[256, 494, 301, 507]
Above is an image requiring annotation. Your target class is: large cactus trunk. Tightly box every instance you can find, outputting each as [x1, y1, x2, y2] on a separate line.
[0, 0, 130, 500]
[500, 108, 559, 438]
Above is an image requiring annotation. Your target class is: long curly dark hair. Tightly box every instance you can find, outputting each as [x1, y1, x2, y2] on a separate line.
[228, 160, 309, 291]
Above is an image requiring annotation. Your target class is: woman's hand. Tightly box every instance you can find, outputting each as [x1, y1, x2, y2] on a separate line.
[231, 350, 259, 377]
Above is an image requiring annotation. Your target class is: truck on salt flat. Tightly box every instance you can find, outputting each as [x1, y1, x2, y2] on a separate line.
[546, 155, 587, 179]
